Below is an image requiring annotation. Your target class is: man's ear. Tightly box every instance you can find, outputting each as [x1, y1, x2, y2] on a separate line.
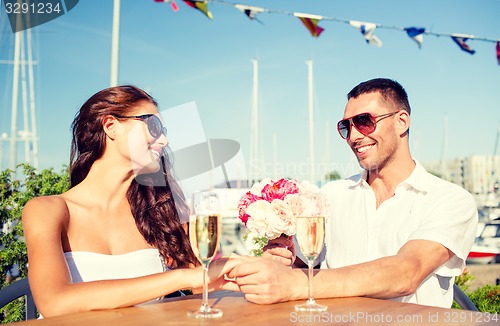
[397, 110, 410, 136]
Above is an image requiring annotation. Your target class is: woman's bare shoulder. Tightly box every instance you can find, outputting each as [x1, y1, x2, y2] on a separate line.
[24, 194, 68, 210]
[22, 195, 70, 224]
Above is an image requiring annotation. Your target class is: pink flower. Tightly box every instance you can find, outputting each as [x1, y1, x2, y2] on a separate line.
[238, 191, 259, 225]
[262, 178, 299, 201]
[238, 178, 325, 240]
[250, 178, 273, 196]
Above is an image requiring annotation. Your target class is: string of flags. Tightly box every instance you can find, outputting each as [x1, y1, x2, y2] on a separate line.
[154, 0, 500, 65]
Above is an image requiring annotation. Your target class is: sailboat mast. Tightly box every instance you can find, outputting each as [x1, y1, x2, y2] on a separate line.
[10, 30, 21, 170]
[306, 60, 314, 183]
[20, 31, 31, 164]
[27, 28, 39, 169]
[325, 119, 330, 183]
[494, 124, 500, 156]
[440, 114, 449, 180]
[250, 58, 259, 184]
[110, 0, 121, 86]
[273, 133, 277, 179]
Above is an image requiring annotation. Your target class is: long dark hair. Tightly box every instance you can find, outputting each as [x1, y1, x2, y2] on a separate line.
[69, 85, 197, 268]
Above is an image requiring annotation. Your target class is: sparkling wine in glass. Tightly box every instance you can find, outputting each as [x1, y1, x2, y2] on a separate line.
[294, 193, 327, 312]
[188, 191, 222, 318]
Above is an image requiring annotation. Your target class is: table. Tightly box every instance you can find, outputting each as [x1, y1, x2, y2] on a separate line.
[15, 291, 499, 325]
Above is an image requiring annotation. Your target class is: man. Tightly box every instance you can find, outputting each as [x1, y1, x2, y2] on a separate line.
[225, 78, 478, 308]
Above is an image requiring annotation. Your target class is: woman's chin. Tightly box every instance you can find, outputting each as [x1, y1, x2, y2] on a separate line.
[133, 161, 161, 176]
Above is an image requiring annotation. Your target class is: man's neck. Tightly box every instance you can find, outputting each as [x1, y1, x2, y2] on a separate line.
[367, 158, 416, 207]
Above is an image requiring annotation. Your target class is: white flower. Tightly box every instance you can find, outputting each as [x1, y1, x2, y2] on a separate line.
[284, 193, 306, 216]
[301, 195, 323, 216]
[241, 178, 328, 243]
[250, 178, 273, 196]
[2, 219, 14, 235]
[245, 200, 276, 237]
[269, 199, 296, 237]
[298, 180, 320, 194]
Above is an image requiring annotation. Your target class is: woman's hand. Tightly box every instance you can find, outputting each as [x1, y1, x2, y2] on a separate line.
[262, 235, 296, 266]
[191, 254, 243, 293]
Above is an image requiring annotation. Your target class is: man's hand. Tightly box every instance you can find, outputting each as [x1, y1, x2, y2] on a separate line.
[262, 235, 296, 266]
[222, 255, 306, 304]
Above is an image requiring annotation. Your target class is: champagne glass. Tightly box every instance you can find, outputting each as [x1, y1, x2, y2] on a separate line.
[294, 192, 327, 312]
[188, 191, 223, 318]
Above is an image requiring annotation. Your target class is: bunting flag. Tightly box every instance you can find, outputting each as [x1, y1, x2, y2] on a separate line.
[154, 0, 179, 11]
[496, 41, 500, 65]
[349, 21, 382, 47]
[293, 13, 324, 38]
[234, 4, 264, 22]
[405, 27, 425, 48]
[171, 0, 179, 11]
[153, 0, 499, 65]
[183, 0, 213, 19]
[451, 34, 476, 54]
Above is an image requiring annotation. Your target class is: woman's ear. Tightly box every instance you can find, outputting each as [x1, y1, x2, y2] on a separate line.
[103, 115, 118, 140]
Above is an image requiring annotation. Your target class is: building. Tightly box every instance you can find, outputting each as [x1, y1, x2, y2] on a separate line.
[423, 155, 500, 206]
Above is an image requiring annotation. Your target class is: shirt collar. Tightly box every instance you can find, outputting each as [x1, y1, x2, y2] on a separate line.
[399, 160, 429, 194]
[346, 170, 368, 188]
[349, 160, 429, 193]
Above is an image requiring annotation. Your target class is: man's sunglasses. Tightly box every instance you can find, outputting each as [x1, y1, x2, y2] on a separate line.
[114, 114, 167, 139]
[337, 110, 400, 139]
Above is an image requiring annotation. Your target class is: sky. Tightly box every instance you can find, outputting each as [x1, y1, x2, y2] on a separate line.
[1, 0, 500, 186]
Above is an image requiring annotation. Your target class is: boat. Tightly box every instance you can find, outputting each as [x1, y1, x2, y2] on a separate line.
[467, 243, 500, 264]
[467, 220, 500, 264]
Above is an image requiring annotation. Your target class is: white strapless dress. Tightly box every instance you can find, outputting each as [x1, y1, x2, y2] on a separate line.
[38, 249, 166, 319]
[64, 248, 165, 283]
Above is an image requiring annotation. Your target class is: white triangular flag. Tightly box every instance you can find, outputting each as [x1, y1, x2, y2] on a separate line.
[349, 20, 382, 47]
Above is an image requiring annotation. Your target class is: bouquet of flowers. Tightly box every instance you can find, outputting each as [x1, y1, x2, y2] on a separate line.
[237, 178, 321, 241]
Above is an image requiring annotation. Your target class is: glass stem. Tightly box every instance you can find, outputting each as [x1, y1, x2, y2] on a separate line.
[307, 259, 314, 302]
[202, 263, 209, 310]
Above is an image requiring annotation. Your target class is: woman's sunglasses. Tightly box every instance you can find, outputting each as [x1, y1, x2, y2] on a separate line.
[114, 114, 167, 139]
[337, 110, 400, 139]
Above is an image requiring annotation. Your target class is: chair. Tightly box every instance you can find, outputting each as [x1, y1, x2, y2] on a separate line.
[0, 278, 37, 320]
[453, 283, 478, 311]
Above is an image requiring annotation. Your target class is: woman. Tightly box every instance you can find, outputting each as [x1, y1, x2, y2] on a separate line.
[22, 85, 234, 317]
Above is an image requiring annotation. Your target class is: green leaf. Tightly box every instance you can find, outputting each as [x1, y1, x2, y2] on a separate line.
[1, 164, 69, 323]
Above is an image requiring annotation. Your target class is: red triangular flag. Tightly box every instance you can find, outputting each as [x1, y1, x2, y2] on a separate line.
[170, 0, 179, 11]
[496, 41, 500, 65]
[183, 0, 213, 19]
[293, 13, 324, 38]
[154, 0, 179, 12]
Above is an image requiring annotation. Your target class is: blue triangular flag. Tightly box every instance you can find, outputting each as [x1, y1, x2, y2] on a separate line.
[451, 34, 476, 54]
[405, 27, 425, 48]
